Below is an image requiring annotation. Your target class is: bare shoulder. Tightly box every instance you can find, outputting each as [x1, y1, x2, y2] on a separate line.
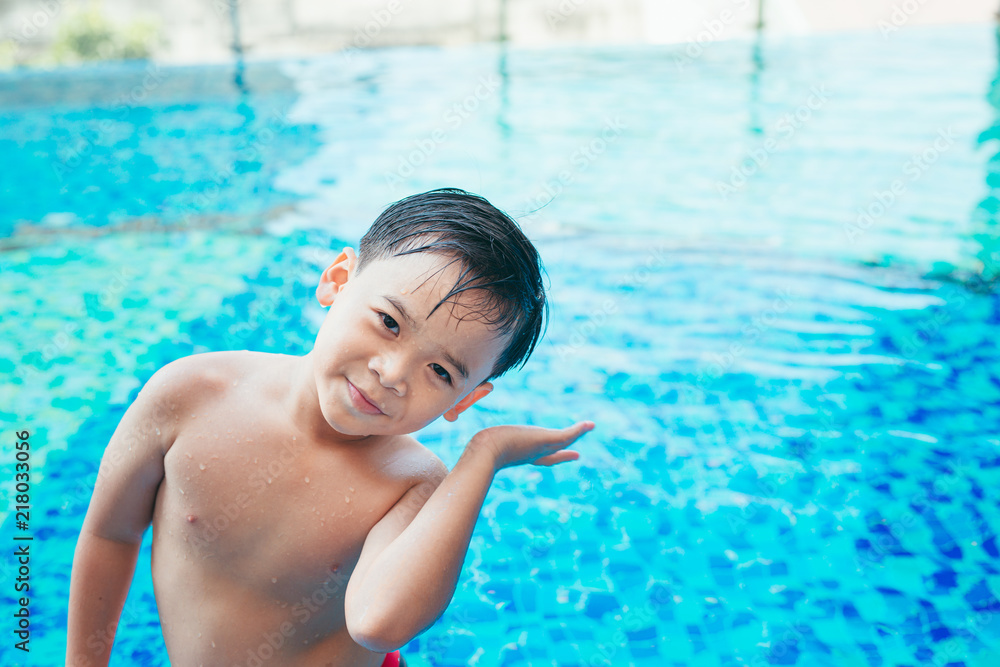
[380, 433, 449, 488]
[133, 351, 261, 443]
[140, 350, 246, 405]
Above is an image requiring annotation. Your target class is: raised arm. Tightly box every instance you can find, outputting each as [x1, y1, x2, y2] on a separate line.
[66, 361, 189, 667]
[344, 420, 594, 652]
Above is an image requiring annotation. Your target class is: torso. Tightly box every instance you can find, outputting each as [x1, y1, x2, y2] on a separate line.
[150, 351, 436, 666]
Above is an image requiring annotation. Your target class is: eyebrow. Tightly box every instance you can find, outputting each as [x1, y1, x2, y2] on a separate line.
[382, 295, 470, 380]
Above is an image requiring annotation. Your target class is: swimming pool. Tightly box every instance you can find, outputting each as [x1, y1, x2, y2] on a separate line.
[2, 22, 999, 666]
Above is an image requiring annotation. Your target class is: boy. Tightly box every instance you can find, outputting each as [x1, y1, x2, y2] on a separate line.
[67, 188, 594, 666]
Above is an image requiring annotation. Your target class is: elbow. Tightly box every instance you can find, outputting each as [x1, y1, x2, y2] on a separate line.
[346, 608, 410, 654]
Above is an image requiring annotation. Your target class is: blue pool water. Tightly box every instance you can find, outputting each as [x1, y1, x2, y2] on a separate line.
[2, 23, 1000, 666]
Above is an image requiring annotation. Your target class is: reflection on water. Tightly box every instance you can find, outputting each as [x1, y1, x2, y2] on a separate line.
[2, 23, 1000, 667]
[973, 26, 1000, 288]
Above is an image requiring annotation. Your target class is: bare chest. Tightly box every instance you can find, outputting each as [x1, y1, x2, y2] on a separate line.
[153, 416, 403, 596]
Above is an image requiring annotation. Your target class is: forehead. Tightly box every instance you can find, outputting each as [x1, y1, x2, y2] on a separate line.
[354, 252, 508, 374]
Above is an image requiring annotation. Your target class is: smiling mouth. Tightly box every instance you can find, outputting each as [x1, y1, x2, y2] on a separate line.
[347, 380, 384, 416]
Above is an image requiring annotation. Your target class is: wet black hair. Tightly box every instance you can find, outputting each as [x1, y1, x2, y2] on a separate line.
[357, 188, 546, 381]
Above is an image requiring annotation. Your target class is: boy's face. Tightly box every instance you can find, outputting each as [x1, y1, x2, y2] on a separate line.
[311, 248, 505, 437]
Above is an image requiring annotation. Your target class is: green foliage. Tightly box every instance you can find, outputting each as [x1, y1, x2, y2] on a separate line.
[50, 5, 161, 64]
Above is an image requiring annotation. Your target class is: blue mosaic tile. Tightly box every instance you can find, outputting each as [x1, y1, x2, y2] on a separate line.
[5, 22, 1000, 667]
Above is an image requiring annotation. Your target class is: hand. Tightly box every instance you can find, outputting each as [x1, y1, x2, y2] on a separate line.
[469, 421, 595, 471]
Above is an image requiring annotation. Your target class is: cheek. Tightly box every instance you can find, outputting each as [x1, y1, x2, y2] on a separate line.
[315, 314, 371, 357]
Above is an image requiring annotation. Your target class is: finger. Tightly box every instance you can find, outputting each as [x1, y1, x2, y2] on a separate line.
[556, 421, 595, 445]
[533, 450, 581, 467]
[542, 421, 592, 441]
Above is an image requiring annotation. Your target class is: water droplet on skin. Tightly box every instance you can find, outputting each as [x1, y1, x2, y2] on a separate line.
[267, 478, 272, 484]
[272, 577, 278, 583]
[211, 641, 216, 648]
[199, 463, 206, 471]
[233, 380, 238, 386]
[304, 477, 310, 483]
[345, 496, 351, 503]
[186, 453, 192, 459]
[211, 455, 219, 460]
[155, 427, 161, 435]
[349, 487, 355, 492]
[179, 488, 185, 495]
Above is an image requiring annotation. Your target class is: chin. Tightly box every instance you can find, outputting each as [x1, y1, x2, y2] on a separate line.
[315, 398, 368, 437]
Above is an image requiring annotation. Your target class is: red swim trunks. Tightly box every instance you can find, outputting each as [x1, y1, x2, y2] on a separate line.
[381, 651, 402, 667]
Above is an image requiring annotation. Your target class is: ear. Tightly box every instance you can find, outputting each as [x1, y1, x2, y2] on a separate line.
[316, 248, 357, 307]
[443, 382, 493, 422]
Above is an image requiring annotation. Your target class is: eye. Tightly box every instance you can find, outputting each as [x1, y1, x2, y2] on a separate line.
[379, 312, 399, 334]
[431, 363, 452, 384]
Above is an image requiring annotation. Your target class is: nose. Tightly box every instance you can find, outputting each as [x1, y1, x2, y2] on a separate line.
[369, 350, 408, 396]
